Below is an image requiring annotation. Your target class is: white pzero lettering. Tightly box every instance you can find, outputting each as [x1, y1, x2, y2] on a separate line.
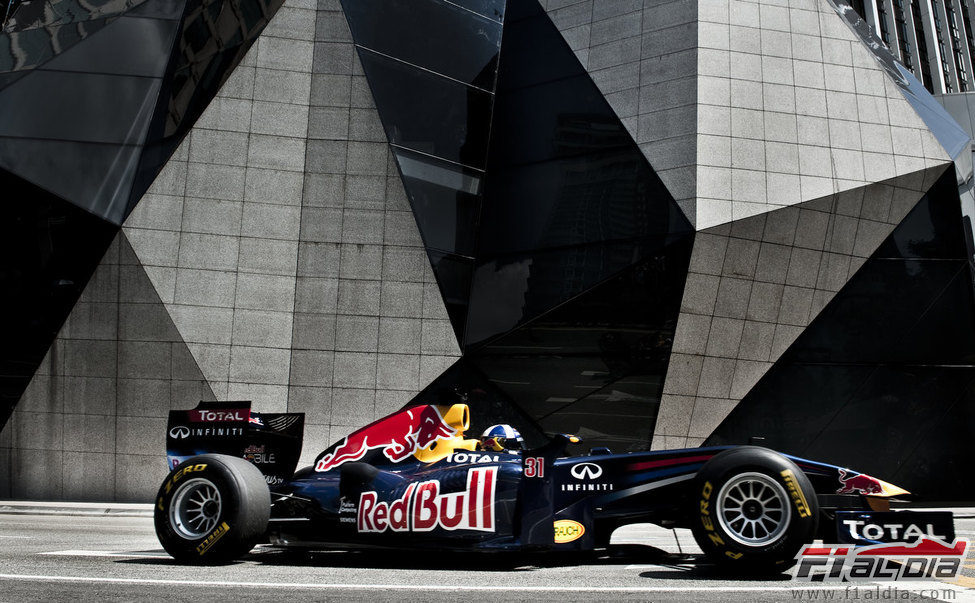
[357, 467, 497, 533]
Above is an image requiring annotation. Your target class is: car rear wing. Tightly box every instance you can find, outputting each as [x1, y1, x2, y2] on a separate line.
[166, 401, 304, 486]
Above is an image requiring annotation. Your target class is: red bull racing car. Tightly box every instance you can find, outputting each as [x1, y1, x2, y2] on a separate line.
[156, 401, 954, 573]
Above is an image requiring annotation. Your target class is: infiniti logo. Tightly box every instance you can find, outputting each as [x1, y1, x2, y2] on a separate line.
[570, 462, 602, 480]
[169, 426, 190, 439]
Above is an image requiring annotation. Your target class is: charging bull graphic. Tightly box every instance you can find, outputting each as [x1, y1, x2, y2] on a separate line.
[837, 468, 883, 495]
[315, 405, 457, 472]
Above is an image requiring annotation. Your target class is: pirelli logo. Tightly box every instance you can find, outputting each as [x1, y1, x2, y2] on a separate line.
[196, 522, 230, 556]
[781, 469, 812, 518]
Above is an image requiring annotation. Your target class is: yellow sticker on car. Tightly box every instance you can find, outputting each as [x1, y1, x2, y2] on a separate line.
[554, 519, 585, 543]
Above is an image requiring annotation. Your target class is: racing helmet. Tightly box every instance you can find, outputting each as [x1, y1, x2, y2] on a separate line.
[479, 424, 524, 452]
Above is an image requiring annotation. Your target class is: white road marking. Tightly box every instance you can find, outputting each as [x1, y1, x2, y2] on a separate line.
[0, 574, 956, 593]
[38, 550, 170, 559]
[0, 536, 31, 539]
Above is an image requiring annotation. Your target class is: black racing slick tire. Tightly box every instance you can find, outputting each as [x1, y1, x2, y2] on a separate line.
[690, 447, 819, 574]
[154, 454, 270, 564]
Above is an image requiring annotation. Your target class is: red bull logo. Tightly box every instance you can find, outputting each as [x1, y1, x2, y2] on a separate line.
[315, 405, 457, 472]
[357, 467, 497, 533]
[837, 469, 883, 495]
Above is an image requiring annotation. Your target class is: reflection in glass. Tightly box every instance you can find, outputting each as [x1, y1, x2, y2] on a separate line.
[341, 0, 501, 89]
[356, 48, 493, 169]
[393, 148, 482, 256]
[447, 0, 505, 22]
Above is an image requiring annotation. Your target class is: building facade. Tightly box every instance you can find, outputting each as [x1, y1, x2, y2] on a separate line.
[1, 0, 974, 502]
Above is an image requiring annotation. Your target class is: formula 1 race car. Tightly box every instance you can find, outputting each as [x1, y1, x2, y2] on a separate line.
[155, 401, 955, 573]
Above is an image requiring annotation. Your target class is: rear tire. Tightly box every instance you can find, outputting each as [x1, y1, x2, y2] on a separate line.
[690, 447, 818, 574]
[154, 454, 270, 564]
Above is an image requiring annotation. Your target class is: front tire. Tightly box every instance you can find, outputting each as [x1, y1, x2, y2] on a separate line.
[690, 447, 818, 574]
[154, 454, 270, 564]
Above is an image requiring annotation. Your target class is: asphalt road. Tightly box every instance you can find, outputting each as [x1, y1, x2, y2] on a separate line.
[1, 512, 973, 602]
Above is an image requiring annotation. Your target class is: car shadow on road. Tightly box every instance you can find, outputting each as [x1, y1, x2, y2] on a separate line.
[115, 543, 726, 573]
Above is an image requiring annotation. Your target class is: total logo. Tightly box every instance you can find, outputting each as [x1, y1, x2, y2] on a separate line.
[358, 467, 496, 533]
[446, 452, 499, 464]
[168, 425, 245, 439]
[189, 409, 249, 423]
[563, 462, 613, 492]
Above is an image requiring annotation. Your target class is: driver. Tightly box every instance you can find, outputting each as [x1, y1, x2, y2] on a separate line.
[478, 424, 525, 453]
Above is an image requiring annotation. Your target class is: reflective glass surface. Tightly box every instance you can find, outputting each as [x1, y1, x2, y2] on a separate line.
[0, 71, 160, 144]
[446, 0, 505, 22]
[341, 0, 501, 89]
[5, 0, 146, 29]
[466, 236, 692, 346]
[356, 48, 493, 169]
[0, 137, 142, 223]
[44, 16, 178, 76]
[875, 171, 970, 258]
[427, 251, 475, 344]
[393, 148, 482, 256]
[479, 148, 683, 255]
[0, 16, 117, 73]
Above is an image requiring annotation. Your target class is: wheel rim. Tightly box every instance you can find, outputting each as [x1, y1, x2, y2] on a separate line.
[169, 477, 222, 540]
[716, 472, 792, 547]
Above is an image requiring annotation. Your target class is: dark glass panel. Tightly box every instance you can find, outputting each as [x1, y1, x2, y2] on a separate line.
[537, 376, 660, 453]
[0, 71, 160, 145]
[5, 0, 143, 30]
[894, 266, 975, 363]
[127, 1, 187, 19]
[466, 235, 692, 347]
[0, 167, 119, 428]
[875, 171, 970, 259]
[446, 0, 505, 22]
[341, 0, 501, 89]
[802, 366, 973, 485]
[356, 48, 493, 169]
[891, 374, 975, 499]
[477, 236, 693, 357]
[494, 0, 584, 92]
[0, 16, 117, 73]
[0, 71, 26, 91]
[707, 363, 875, 453]
[427, 251, 474, 344]
[787, 259, 967, 364]
[0, 137, 142, 223]
[490, 74, 633, 166]
[393, 148, 482, 256]
[478, 147, 683, 255]
[44, 16, 178, 76]
[470, 354, 662, 453]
